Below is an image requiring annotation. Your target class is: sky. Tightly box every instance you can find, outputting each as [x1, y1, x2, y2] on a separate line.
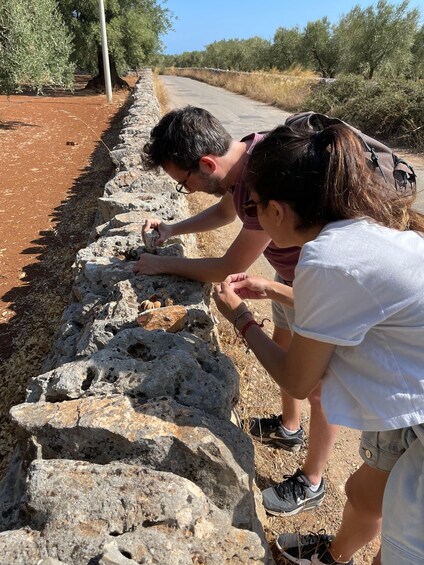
[161, 0, 422, 55]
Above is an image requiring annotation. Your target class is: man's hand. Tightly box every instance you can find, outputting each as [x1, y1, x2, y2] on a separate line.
[142, 218, 173, 247]
[132, 253, 166, 275]
[225, 273, 271, 300]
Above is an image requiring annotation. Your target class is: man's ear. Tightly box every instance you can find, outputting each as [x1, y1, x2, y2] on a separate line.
[199, 155, 218, 174]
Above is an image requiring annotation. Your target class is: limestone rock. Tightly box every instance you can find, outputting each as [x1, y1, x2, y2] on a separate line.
[143, 228, 159, 252]
[11, 396, 257, 530]
[27, 328, 239, 419]
[0, 528, 46, 563]
[137, 304, 187, 332]
[97, 191, 182, 224]
[23, 460, 268, 565]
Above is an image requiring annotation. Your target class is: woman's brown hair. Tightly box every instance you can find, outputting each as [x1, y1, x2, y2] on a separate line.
[247, 124, 424, 232]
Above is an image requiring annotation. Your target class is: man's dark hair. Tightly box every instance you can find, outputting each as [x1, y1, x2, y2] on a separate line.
[143, 106, 233, 170]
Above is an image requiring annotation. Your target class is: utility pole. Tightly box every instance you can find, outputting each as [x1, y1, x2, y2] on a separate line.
[98, 0, 112, 103]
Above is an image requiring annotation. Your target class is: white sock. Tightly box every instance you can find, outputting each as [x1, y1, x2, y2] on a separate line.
[281, 423, 301, 435]
[309, 481, 321, 492]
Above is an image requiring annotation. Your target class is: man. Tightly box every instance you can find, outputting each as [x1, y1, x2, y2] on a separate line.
[133, 105, 338, 516]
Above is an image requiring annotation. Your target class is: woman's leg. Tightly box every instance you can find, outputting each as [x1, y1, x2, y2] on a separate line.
[329, 463, 389, 563]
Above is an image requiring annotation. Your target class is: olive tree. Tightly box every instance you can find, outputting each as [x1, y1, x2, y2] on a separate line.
[271, 27, 303, 71]
[337, 0, 420, 79]
[57, 0, 173, 89]
[0, 0, 73, 93]
[411, 24, 424, 78]
[300, 18, 341, 78]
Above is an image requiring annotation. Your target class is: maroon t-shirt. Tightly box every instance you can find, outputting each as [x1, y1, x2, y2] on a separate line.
[231, 132, 300, 284]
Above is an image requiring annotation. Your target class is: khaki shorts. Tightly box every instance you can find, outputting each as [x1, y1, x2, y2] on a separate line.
[381, 425, 424, 564]
[359, 426, 419, 472]
[272, 273, 294, 331]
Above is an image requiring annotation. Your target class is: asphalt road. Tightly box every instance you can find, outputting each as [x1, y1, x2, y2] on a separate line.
[160, 74, 423, 213]
[159, 75, 291, 139]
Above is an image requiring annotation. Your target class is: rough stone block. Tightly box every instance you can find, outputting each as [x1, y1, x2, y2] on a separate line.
[27, 328, 239, 419]
[22, 460, 269, 565]
[11, 396, 258, 530]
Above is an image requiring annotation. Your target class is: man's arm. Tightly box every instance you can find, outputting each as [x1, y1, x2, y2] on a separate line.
[171, 192, 238, 234]
[143, 192, 237, 245]
[133, 227, 271, 282]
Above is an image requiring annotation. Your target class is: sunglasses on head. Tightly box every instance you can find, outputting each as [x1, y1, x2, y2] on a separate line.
[242, 198, 267, 218]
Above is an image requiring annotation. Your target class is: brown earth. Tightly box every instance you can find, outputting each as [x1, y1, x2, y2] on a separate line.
[0, 75, 136, 476]
[0, 75, 409, 564]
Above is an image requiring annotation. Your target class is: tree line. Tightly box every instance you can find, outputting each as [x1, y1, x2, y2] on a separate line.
[161, 1, 424, 80]
[0, 0, 173, 93]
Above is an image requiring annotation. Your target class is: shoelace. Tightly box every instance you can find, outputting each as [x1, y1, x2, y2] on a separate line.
[258, 414, 281, 428]
[250, 414, 281, 431]
[295, 529, 333, 546]
[275, 471, 308, 500]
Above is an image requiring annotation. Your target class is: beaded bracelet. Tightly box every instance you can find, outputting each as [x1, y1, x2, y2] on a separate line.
[240, 319, 259, 338]
[234, 316, 270, 352]
[233, 309, 252, 329]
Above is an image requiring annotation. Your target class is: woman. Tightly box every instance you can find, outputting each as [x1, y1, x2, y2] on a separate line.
[213, 124, 424, 565]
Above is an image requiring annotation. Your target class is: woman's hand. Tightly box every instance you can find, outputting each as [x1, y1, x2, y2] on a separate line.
[225, 273, 272, 300]
[212, 281, 248, 324]
[142, 218, 173, 247]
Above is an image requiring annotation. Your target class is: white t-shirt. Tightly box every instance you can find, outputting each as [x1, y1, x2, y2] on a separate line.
[293, 218, 424, 431]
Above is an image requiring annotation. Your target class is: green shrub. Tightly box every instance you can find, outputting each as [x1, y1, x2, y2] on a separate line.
[303, 75, 424, 148]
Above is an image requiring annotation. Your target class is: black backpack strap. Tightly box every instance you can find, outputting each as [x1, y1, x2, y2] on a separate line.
[393, 156, 417, 193]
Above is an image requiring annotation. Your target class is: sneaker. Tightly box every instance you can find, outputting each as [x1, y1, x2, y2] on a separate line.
[244, 414, 305, 451]
[262, 468, 325, 516]
[276, 531, 353, 564]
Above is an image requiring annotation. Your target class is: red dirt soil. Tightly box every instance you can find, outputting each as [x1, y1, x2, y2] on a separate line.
[0, 76, 134, 359]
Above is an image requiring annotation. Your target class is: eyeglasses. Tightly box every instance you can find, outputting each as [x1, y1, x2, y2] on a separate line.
[175, 170, 192, 194]
[242, 198, 267, 218]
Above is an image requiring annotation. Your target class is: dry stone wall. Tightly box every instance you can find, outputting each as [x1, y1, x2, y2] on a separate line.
[0, 70, 273, 565]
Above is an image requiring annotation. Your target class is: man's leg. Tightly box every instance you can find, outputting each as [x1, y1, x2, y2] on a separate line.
[274, 325, 302, 431]
[246, 324, 305, 452]
[260, 305, 338, 516]
[301, 383, 339, 486]
[261, 383, 337, 516]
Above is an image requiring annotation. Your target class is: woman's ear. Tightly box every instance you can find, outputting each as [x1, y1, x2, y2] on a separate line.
[199, 155, 218, 174]
[268, 200, 286, 226]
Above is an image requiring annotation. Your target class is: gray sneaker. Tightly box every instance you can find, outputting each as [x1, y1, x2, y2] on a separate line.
[244, 414, 305, 451]
[262, 468, 325, 516]
[276, 530, 352, 565]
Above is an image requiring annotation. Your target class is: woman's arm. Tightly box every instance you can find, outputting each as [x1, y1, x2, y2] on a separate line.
[225, 273, 294, 308]
[213, 282, 335, 399]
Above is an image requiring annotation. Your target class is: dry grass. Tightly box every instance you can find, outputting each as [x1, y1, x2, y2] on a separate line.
[153, 70, 171, 113]
[163, 67, 320, 112]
